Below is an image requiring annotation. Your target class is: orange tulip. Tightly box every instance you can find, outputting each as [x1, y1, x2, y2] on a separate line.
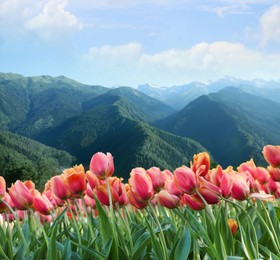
[90, 152, 114, 180]
[191, 152, 210, 177]
[174, 166, 198, 194]
[33, 194, 54, 215]
[8, 180, 33, 210]
[51, 175, 72, 200]
[62, 164, 87, 196]
[263, 145, 280, 168]
[127, 188, 147, 209]
[228, 219, 238, 235]
[128, 167, 154, 203]
[157, 190, 180, 209]
[0, 176, 6, 200]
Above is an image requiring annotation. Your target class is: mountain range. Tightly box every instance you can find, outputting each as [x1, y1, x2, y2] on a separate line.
[0, 72, 279, 184]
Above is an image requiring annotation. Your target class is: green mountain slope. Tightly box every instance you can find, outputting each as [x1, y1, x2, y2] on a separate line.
[156, 87, 280, 168]
[0, 130, 75, 190]
[37, 99, 206, 180]
[0, 73, 109, 136]
[83, 86, 176, 122]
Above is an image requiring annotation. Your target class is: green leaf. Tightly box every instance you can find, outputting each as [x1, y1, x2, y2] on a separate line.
[173, 225, 191, 260]
[47, 220, 59, 260]
[131, 231, 150, 259]
[61, 238, 72, 260]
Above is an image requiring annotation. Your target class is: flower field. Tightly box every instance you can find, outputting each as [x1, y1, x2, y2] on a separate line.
[1, 145, 280, 259]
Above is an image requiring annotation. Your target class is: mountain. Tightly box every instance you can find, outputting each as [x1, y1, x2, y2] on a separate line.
[0, 73, 109, 136]
[37, 97, 207, 180]
[83, 86, 176, 122]
[156, 87, 280, 168]
[137, 77, 280, 110]
[0, 130, 75, 190]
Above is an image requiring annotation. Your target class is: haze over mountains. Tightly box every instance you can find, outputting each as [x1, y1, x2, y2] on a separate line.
[1, 72, 279, 185]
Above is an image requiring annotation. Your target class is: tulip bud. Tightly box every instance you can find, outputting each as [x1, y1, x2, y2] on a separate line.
[51, 175, 72, 200]
[174, 166, 198, 194]
[157, 190, 180, 209]
[192, 152, 210, 177]
[228, 219, 238, 235]
[263, 145, 280, 168]
[90, 152, 114, 180]
[33, 194, 54, 215]
[146, 167, 165, 193]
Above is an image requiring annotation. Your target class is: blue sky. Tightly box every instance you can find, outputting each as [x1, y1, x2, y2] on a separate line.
[1, 0, 280, 87]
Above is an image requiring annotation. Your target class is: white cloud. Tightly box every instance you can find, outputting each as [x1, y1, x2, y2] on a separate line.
[79, 41, 280, 86]
[0, 0, 82, 41]
[260, 5, 280, 46]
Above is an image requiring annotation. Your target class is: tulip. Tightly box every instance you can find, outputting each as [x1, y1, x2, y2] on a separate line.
[33, 194, 54, 215]
[62, 164, 87, 195]
[220, 173, 233, 198]
[228, 219, 238, 235]
[90, 152, 114, 180]
[197, 177, 221, 204]
[127, 188, 147, 209]
[174, 166, 198, 194]
[157, 190, 180, 209]
[191, 152, 210, 177]
[51, 175, 72, 200]
[238, 159, 257, 179]
[86, 170, 102, 189]
[9, 180, 33, 210]
[181, 193, 205, 210]
[84, 194, 96, 208]
[267, 166, 280, 181]
[256, 167, 270, 184]
[250, 192, 275, 202]
[0, 176, 6, 200]
[231, 174, 250, 201]
[128, 168, 154, 203]
[263, 145, 280, 168]
[146, 167, 165, 193]
[0, 193, 11, 213]
[205, 165, 224, 187]
[165, 179, 183, 197]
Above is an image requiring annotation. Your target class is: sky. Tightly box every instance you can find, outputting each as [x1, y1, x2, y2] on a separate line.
[1, 0, 280, 88]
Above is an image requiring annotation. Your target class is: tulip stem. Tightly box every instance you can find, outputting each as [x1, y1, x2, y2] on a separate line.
[148, 203, 168, 260]
[0, 199, 30, 259]
[195, 189, 216, 224]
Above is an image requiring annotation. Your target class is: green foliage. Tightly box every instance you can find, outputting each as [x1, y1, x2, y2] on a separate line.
[0, 130, 74, 190]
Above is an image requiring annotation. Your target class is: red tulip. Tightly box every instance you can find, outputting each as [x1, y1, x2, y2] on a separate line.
[191, 152, 210, 177]
[174, 166, 198, 194]
[128, 168, 154, 203]
[51, 175, 72, 200]
[0, 176, 6, 200]
[263, 145, 280, 168]
[157, 190, 180, 209]
[8, 180, 33, 210]
[86, 170, 101, 189]
[146, 167, 165, 193]
[33, 194, 54, 215]
[256, 167, 270, 184]
[90, 152, 114, 180]
[181, 193, 205, 210]
[62, 164, 87, 196]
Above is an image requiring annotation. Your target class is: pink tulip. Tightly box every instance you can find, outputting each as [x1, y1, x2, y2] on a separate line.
[0, 176, 6, 200]
[62, 164, 87, 196]
[86, 170, 101, 189]
[256, 167, 270, 184]
[181, 193, 205, 210]
[238, 159, 257, 179]
[51, 175, 72, 200]
[231, 174, 250, 201]
[90, 152, 114, 180]
[127, 188, 147, 209]
[8, 180, 33, 210]
[197, 177, 221, 204]
[263, 145, 280, 168]
[220, 173, 233, 198]
[84, 194, 96, 208]
[205, 165, 224, 187]
[191, 152, 210, 177]
[157, 190, 180, 209]
[174, 166, 198, 194]
[128, 168, 154, 203]
[267, 166, 280, 181]
[0, 193, 11, 213]
[33, 194, 54, 215]
[165, 179, 183, 197]
[146, 167, 165, 193]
